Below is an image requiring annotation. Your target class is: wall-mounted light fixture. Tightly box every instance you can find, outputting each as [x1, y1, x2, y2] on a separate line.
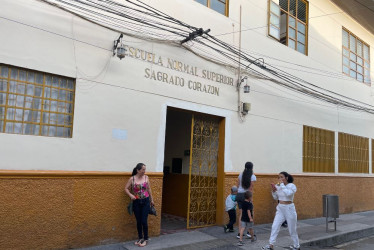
[243, 83, 250, 93]
[237, 76, 250, 93]
[113, 34, 126, 60]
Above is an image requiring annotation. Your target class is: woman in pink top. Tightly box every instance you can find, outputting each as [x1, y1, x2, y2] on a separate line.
[125, 163, 154, 247]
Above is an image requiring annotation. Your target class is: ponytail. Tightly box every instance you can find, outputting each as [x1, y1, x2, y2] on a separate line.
[241, 162, 253, 190]
[132, 163, 145, 176]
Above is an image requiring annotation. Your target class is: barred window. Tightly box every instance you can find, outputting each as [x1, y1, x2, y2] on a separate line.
[303, 125, 335, 173]
[0, 64, 75, 138]
[342, 28, 371, 84]
[195, 0, 229, 16]
[268, 0, 309, 55]
[338, 132, 369, 173]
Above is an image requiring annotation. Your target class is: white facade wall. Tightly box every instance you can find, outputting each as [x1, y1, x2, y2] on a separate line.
[0, 0, 373, 174]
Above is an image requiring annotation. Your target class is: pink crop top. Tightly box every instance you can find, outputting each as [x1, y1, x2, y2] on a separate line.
[133, 176, 150, 199]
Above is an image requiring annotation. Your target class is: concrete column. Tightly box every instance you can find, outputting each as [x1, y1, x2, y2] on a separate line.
[335, 131, 339, 174]
[369, 139, 372, 174]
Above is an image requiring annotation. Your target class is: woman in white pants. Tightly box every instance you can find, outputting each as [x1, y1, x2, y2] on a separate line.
[262, 172, 300, 250]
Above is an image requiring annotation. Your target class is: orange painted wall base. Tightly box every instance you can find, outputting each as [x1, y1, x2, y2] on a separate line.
[1, 170, 373, 250]
[0, 171, 163, 250]
[223, 173, 374, 225]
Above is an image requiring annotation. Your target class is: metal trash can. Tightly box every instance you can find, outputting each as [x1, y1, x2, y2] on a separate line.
[323, 194, 339, 232]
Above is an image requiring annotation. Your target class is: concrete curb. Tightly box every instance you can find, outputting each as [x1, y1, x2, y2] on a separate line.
[302, 227, 374, 248]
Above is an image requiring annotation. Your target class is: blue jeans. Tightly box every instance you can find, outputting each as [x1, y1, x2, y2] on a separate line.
[133, 197, 150, 240]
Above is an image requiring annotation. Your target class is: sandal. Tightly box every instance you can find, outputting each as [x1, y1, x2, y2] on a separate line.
[138, 239, 147, 247]
[134, 239, 142, 245]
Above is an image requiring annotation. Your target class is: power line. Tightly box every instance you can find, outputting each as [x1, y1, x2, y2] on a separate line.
[12, 0, 374, 114]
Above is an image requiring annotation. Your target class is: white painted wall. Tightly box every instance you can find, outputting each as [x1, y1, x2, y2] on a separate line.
[0, 0, 373, 174]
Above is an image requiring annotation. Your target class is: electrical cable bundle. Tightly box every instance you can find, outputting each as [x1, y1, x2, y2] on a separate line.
[40, 0, 374, 114]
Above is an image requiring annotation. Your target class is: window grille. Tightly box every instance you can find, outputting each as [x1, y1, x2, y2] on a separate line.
[0, 64, 75, 138]
[195, 0, 229, 16]
[342, 28, 371, 84]
[338, 132, 369, 173]
[268, 0, 309, 55]
[303, 125, 335, 173]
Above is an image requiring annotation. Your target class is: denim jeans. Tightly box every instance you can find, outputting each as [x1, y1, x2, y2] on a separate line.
[133, 197, 150, 240]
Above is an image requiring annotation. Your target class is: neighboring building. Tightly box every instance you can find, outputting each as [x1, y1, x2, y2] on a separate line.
[0, 0, 374, 249]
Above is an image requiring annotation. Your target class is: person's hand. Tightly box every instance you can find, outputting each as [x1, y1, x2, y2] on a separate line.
[151, 200, 155, 206]
[271, 183, 277, 192]
[130, 194, 137, 200]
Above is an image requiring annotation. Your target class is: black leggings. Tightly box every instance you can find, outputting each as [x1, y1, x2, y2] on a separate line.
[133, 197, 150, 240]
[226, 209, 236, 230]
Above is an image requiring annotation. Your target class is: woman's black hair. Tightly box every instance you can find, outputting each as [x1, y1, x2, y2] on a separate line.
[241, 162, 253, 190]
[280, 171, 294, 183]
[132, 163, 145, 176]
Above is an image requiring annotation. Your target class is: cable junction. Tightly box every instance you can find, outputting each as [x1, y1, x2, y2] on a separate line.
[180, 28, 210, 44]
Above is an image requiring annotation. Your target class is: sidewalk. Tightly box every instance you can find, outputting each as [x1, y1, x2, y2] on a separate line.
[77, 210, 374, 250]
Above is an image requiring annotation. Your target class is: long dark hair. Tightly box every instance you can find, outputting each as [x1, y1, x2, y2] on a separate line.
[132, 163, 145, 176]
[280, 171, 294, 183]
[241, 162, 253, 189]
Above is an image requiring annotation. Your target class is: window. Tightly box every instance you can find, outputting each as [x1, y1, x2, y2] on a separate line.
[303, 126, 335, 173]
[342, 28, 371, 84]
[0, 64, 75, 138]
[268, 0, 308, 55]
[195, 0, 229, 16]
[338, 132, 368, 173]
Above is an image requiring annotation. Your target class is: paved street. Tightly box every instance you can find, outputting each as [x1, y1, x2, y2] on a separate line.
[78, 211, 374, 250]
[334, 235, 374, 250]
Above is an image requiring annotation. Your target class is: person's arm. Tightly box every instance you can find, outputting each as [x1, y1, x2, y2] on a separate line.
[249, 182, 255, 192]
[125, 177, 136, 200]
[249, 175, 256, 192]
[239, 208, 243, 222]
[279, 183, 297, 196]
[247, 209, 253, 222]
[271, 184, 278, 200]
[147, 175, 155, 206]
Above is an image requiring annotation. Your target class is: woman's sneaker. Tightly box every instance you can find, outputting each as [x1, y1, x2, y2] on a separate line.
[289, 246, 301, 250]
[237, 232, 252, 238]
[237, 241, 244, 246]
[261, 245, 274, 250]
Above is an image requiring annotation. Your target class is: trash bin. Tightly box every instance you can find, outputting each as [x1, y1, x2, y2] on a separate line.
[323, 194, 339, 218]
[323, 194, 339, 232]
